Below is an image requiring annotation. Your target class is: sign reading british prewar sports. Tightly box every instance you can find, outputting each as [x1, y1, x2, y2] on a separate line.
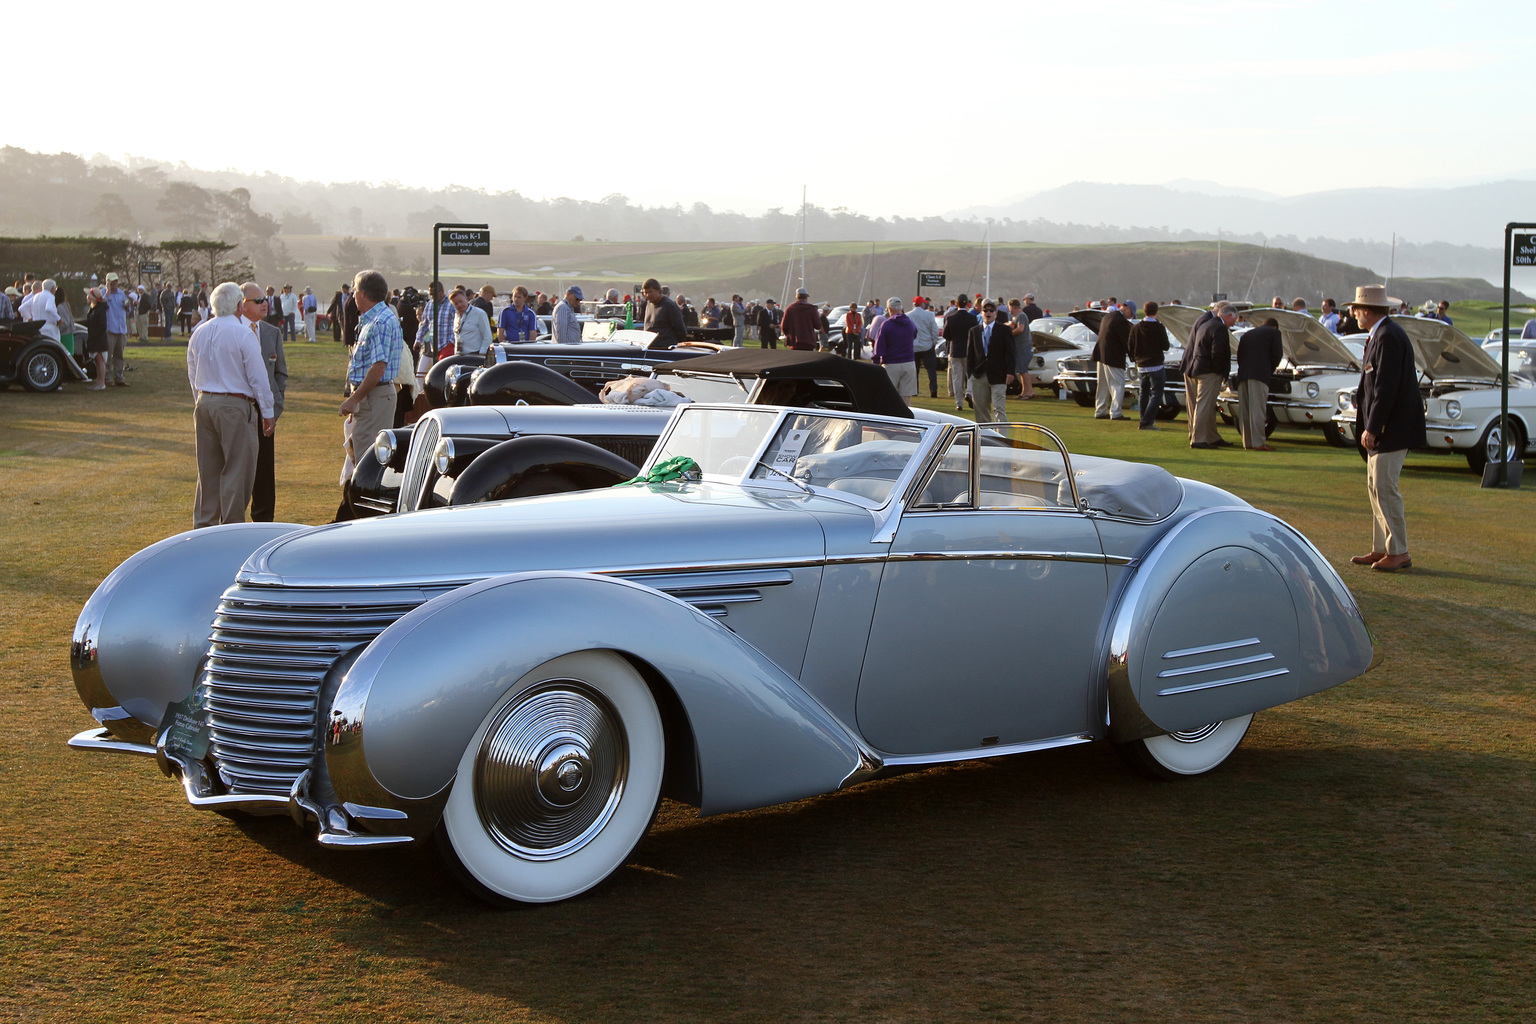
[440, 230, 490, 256]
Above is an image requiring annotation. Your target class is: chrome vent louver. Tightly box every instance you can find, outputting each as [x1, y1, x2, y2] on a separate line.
[203, 586, 430, 795]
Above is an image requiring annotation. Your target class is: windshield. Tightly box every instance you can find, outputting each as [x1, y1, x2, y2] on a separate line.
[649, 407, 780, 478]
[750, 413, 929, 504]
[656, 372, 753, 404]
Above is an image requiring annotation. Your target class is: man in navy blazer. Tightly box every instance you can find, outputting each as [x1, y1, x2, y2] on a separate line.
[1348, 285, 1425, 573]
[966, 300, 1015, 423]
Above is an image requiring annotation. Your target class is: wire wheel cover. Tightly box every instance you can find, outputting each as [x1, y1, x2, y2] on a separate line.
[474, 681, 628, 859]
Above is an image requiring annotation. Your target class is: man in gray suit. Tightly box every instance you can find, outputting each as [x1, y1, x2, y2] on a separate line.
[240, 282, 289, 522]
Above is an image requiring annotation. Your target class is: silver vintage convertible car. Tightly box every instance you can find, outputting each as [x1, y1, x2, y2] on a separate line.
[69, 405, 1374, 904]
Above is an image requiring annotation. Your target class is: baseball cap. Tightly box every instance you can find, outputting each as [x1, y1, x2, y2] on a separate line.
[105, 272, 121, 281]
[566, 285, 584, 300]
[796, 287, 809, 297]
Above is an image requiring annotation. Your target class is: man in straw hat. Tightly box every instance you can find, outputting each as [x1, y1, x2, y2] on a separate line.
[1347, 284, 1424, 572]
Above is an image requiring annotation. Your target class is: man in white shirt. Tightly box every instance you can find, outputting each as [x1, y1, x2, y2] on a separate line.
[450, 287, 492, 356]
[906, 296, 941, 399]
[32, 280, 61, 343]
[279, 284, 299, 341]
[17, 281, 41, 320]
[186, 282, 275, 528]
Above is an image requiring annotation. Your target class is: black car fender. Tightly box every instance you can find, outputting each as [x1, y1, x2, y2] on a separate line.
[448, 435, 639, 506]
[468, 360, 601, 407]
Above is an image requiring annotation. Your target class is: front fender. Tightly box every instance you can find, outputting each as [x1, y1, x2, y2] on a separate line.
[327, 572, 863, 824]
[71, 522, 308, 743]
[1105, 507, 1372, 740]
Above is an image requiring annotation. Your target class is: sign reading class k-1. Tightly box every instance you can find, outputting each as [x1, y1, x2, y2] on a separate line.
[440, 230, 491, 256]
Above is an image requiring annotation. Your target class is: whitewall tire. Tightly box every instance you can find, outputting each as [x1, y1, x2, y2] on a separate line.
[1116, 714, 1253, 780]
[435, 650, 664, 905]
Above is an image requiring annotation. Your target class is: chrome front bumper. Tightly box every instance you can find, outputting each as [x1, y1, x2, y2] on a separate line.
[69, 727, 413, 848]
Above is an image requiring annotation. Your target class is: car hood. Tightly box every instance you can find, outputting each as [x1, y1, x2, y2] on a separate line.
[244, 483, 829, 586]
[1068, 309, 1105, 334]
[1237, 308, 1359, 370]
[1153, 305, 1207, 345]
[1389, 316, 1504, 382]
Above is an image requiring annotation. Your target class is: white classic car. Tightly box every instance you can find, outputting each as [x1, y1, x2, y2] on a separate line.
[1217, 309, 1362, 446]
[1334, 316, 1536, 472]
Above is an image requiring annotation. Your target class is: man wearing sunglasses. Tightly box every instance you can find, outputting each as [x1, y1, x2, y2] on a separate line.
[966, 301, 1016, 423]
[239, 283, 289, 522]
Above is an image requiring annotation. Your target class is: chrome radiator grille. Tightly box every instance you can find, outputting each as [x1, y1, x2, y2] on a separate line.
[203, 586, 429, 795]
[398, 416, 441, 512]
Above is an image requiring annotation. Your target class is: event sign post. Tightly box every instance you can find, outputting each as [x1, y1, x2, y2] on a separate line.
[1490, 223, 1536, 488]
[432, 222, 491, 295]
[917, 270, 945, 304]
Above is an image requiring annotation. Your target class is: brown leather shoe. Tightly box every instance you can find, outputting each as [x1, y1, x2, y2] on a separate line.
[1373, 553, 1413, 572]
[1254, 444, 1276, 451]
[1351, 552, 1386, 565]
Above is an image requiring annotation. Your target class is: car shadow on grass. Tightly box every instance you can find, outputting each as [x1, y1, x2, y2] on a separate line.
[224, 737, 1534, 1022]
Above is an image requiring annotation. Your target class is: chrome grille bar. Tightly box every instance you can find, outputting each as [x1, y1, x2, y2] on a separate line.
[203, 585, 436, 796]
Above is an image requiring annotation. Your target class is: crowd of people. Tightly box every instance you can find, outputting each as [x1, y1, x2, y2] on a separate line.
[3, 261, 1447, 575]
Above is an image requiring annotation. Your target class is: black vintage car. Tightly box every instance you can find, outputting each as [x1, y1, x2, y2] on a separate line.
[348, 349, 958, 518]
[425, 331, 725, 408]
[0, 319, 91, 392]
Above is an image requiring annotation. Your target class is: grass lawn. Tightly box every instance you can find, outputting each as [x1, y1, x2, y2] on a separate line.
[2, 341, 1534, 1023]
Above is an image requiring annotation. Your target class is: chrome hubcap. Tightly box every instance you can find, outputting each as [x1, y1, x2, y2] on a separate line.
[474, 681, 628, 860]
[1168, 722, 1221, 744]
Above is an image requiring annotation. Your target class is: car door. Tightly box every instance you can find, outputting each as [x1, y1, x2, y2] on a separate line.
[855, 427, 1109, 755]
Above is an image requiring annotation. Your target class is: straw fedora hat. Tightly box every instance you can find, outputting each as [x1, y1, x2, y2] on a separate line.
[1349, 284, 1400, 309]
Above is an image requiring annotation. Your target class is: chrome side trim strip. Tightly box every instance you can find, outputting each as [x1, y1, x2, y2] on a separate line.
[880, 732, 1094, 768]
[890, 550, 1133, 566]
[241, 546, 1137, 591]
[1163, 637, 1261, 659]
[68, 727, 157, 757]
[1157, 653, 1274, 678]
[1156, 667, 1290, 697]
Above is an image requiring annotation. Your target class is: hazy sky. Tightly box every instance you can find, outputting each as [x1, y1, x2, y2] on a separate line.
[22, 0, 1533, 217]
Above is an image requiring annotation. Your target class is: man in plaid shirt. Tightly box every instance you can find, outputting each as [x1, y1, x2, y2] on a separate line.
[417, 280, 458, 360]
[339, 270, 402, 472]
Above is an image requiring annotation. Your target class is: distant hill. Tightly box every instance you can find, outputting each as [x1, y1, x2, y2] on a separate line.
[280, 236, 1532, 311]
[950, 179, 1536, 282]
[952, 179, 1536, 249]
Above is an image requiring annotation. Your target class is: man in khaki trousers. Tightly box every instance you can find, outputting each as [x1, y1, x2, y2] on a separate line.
[186, 283, 275, 528]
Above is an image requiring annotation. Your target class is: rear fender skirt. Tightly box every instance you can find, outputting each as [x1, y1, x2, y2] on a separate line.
[327, 572, 863, 820]
[1104, 507, 1372, 740]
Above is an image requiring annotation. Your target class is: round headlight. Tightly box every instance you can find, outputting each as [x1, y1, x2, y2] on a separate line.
[434, 437, 456, 476]
[373, 431, 396, 467]
[1445, 400, 1461, 420]
[1305, 382, 1320, 399]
